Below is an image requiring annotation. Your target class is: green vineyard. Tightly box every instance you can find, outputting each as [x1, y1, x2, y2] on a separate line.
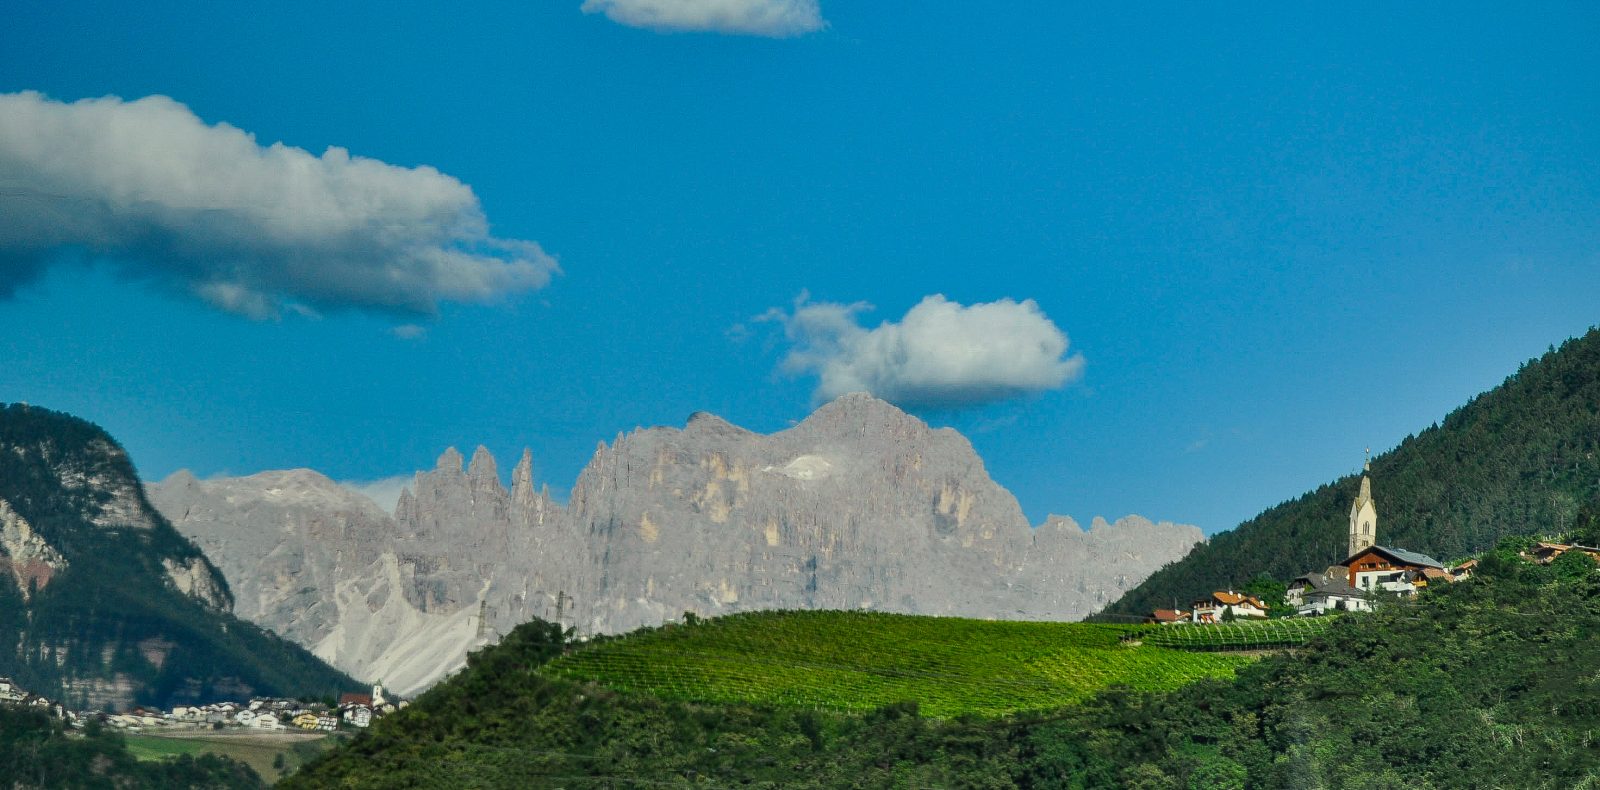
[1139, 617, 1336, 651]
[540, 611, 1256, 717]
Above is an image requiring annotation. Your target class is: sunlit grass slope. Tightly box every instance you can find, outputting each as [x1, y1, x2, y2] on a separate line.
[541, 610, 1255, 717]
[1140, 616, 1335, 650]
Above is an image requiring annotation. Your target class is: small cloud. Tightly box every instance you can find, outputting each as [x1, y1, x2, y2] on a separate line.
[1185, 438, 1209, 454]
[391, 323, 427, 340]
[339, 475, 413, 515]
[762, 293, 1085, 409]
[0, 91, 558, 319]
[581, 0, 825, 37]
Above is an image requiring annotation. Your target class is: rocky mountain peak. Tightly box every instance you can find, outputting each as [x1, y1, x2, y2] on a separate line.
[512, 448, 534, 490]
[467, 446, 501, 492]
[798, 392, 930, 439]
[160, 469, 201, 489]
[435, 447, 465, 474]
[684, 411, 752, 437]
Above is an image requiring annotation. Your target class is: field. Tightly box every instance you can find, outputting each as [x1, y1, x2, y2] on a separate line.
[124, 730, 336, 783]
[540, 610, 1258, 717]
[1140, 616, 1336, 650]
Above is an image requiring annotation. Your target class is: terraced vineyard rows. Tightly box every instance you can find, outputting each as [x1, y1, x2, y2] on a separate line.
[540, 611, 1256, 717]
[1140, 617, 1335, 651]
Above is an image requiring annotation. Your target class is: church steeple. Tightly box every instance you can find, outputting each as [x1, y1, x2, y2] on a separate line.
[1348, 451, 1377, 557]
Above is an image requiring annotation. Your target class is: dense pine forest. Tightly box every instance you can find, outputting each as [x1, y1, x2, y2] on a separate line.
[1103, 327, 1600, 619]
[286, 539, 1600, 788]
[0, 404, 358, 710]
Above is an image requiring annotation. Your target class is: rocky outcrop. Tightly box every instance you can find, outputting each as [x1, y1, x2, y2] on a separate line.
[154, 394, 1203, 695]
[0, 498, 66, 600]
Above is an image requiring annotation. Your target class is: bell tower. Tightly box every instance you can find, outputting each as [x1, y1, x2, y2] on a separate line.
[1348, 451, 1377, 557]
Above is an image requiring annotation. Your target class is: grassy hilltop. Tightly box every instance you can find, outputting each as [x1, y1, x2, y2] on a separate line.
[541, 611, 1260, 717]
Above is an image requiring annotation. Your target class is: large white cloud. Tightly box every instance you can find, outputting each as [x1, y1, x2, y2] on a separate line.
[0, 91, 556, 318]
[581, 0, 824, 37]
[766, 294, 1085, 409]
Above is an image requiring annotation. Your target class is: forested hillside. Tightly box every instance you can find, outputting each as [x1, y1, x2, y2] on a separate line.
[289, 544, 1600, 788]
[0, 404, 358, 710]
[1103, 327, 1600, 619]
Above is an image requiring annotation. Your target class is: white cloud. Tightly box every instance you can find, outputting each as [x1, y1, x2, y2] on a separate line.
[340, 475, 413, 515]
[0, 91, 557, 318]
[581, 0, 824, 37]
[764, 293, 1085, 409]
[391, 323, 427, 340]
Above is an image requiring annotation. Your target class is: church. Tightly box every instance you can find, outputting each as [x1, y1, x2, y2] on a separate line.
[1285, 458, 1449, 616]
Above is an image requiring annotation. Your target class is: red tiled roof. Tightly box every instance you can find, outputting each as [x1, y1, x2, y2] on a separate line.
[1210, 591, 1265, 608]
[339, 693, 372, 707]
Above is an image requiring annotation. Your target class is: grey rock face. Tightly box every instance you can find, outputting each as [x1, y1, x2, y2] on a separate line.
[153, 394, 1203, 694]
[150, 468, 393, 647]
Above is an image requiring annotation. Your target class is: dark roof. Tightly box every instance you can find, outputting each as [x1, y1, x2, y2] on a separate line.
[1377, 546, 1445, 568]
[1344, 545, 1444, 569]
[1300, 569, 1359, 598]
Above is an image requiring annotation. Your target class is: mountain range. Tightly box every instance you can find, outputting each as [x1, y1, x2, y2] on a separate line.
[151, 393, 1202, 695]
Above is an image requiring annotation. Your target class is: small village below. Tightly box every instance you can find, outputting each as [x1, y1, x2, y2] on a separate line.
[1145, 458, 1597, 626]
[0, 678, 403, 736]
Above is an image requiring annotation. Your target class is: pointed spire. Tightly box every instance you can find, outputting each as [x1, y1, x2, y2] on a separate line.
[512, 448, 534, 490]
[435, 447, 464, 473]
[1349, 451, 1378, 557]
[467, 445, 499, 484]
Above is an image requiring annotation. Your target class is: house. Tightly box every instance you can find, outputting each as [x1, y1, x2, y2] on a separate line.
[127, 707, 164, 726]
[1343, 545, 1446, 595]
[341, 704, 373, 728]
[0, 678, 27, 704]
[234, 709, 257, 725]
[1523, 542, 1600, 566]
[1296, 572, 1371, 616]
[1287, 566, 1349, 608]
[315, 714, 340, 732]
[339, 692, 373, 708]
[1451, 558, 1478, 581]
[1191, 591, 1267, 623]
[248, 712, 285, 730]
[1146, 609, 1191, 625]
[292, 712, 321, 730]
[1526, 542, 1571, 564]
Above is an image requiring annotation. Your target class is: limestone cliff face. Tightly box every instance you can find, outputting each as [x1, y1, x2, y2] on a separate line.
[150, 469, 393, 647]
[559, 394, 1041, 633]
[154, 395, 1203, 695]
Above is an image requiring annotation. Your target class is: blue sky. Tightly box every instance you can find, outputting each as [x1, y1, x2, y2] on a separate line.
[1, 1, 1596, 533]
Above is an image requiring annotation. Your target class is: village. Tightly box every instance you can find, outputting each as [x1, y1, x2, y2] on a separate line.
[1147, 458, 1600, 625]
[0, 677, 403, 734]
